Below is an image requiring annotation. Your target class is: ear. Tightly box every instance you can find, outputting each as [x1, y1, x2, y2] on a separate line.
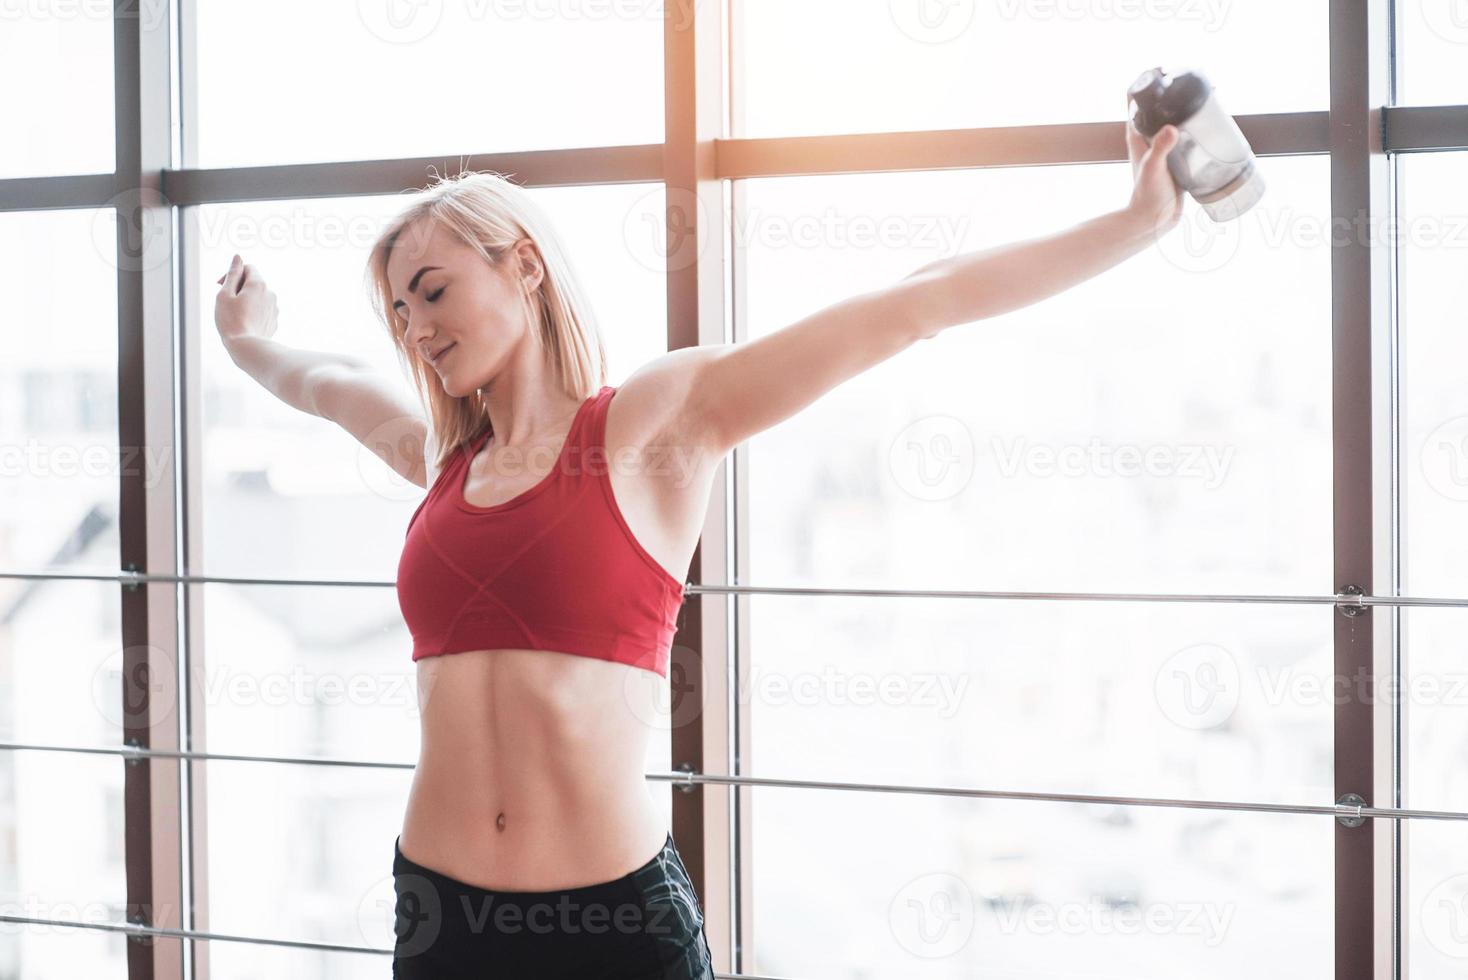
[512, 238, 546, 293]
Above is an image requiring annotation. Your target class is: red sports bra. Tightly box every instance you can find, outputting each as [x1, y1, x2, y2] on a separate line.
[395, 385, 687, 676]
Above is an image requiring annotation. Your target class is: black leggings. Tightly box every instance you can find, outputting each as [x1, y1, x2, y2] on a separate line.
[391, 832, 715, 979]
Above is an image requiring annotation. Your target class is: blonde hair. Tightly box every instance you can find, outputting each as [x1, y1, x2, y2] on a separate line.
[366, 169, 608, 471]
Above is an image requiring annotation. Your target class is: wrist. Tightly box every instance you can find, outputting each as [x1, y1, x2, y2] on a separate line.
[1114, 204, 1158, 245]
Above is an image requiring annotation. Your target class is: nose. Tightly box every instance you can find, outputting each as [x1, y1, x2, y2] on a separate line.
[403, 317, 436, 355]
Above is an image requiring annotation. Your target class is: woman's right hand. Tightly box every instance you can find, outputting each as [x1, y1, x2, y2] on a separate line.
[214, 253, 279, 346]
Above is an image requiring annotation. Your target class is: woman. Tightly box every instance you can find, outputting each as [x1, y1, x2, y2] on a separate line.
[212, 108, 1182, 978]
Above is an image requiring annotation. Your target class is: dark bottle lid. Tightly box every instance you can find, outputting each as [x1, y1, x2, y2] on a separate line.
[1127, 66, 1213, 137]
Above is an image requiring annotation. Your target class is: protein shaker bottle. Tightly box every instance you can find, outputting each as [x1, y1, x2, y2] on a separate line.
[1127, 66, 1265, 222]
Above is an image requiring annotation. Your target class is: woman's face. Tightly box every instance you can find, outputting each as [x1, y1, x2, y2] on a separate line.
[386, 218, 543, 398]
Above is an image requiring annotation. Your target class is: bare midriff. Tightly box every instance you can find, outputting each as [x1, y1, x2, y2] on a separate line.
[397, 645, 670, 891]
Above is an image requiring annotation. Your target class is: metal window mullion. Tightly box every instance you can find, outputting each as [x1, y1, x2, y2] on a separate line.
[1329, 2, 1396, 980]
[665, 0, 728, 973]
[114, 2, 186, 979]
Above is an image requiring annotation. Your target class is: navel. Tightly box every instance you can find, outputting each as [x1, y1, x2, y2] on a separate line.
[496, 811, 506, 831]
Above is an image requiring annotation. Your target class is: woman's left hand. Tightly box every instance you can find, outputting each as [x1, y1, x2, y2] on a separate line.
[1125, 116, 1185, 238]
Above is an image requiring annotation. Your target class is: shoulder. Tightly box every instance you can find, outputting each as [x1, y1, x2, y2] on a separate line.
[606, 346, 724, 454]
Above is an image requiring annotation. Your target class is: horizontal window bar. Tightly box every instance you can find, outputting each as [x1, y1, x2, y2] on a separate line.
[717, 111, 1331, 178]
[160, 142, 665, 205]
[0, 912, 765, 978]
[1384, 103, 1468, 152]
[0, 173, 121, 211]
[3, 105, 1465, 213]
[11, 569, 1468, 609]
[6, 741, 1463, 823]
[0, 912, 386, 956]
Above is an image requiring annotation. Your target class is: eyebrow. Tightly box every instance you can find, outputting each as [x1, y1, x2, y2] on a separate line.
[391, 266, 443, 313]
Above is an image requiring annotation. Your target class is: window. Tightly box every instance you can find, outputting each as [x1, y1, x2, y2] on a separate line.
[5, 1, 1465, 978]
[734, 0, 1329, 138]
[191, 0, 666, 168]
[0, 12, 113, 178]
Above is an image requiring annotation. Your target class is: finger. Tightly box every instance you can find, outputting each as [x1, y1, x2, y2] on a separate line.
[1126, 122, 1146, 176]
[237, 263, 254, 294]
[1141, 125, 1178, 172]
[222, 254, 242, 292]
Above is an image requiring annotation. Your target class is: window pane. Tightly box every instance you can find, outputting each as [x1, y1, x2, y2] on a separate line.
[1401, 152, 1468, 598]
[191, 1, 665, 168]
[1408, 818, 1468, 977]
[191, 184, 667, 582]
[199, 583, 416, 761]
[752, 791, 1330, 976]
[749, 595, 1334, 804]
[199, 759, 411, 951]
[2, 753, 128, 978]
[0, 10, 113, 178]
[743, 156, 1332, 596]
[0, 580, 134, 749]
[0, 211, 120, 576]
[1402, 609, 1468, 815]
[734, 0, 1328, 138]
[0, 927, 129, 980]
[1398, 3, 1468, 107]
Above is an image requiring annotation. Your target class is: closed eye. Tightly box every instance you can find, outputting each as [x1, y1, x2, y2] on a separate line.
[427, 287, 444, 302]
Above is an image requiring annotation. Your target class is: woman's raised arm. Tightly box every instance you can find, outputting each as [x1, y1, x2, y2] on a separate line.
[214, 254, 431, 489]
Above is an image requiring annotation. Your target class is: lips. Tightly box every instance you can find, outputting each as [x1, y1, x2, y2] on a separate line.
[430, 343, 456, 366]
